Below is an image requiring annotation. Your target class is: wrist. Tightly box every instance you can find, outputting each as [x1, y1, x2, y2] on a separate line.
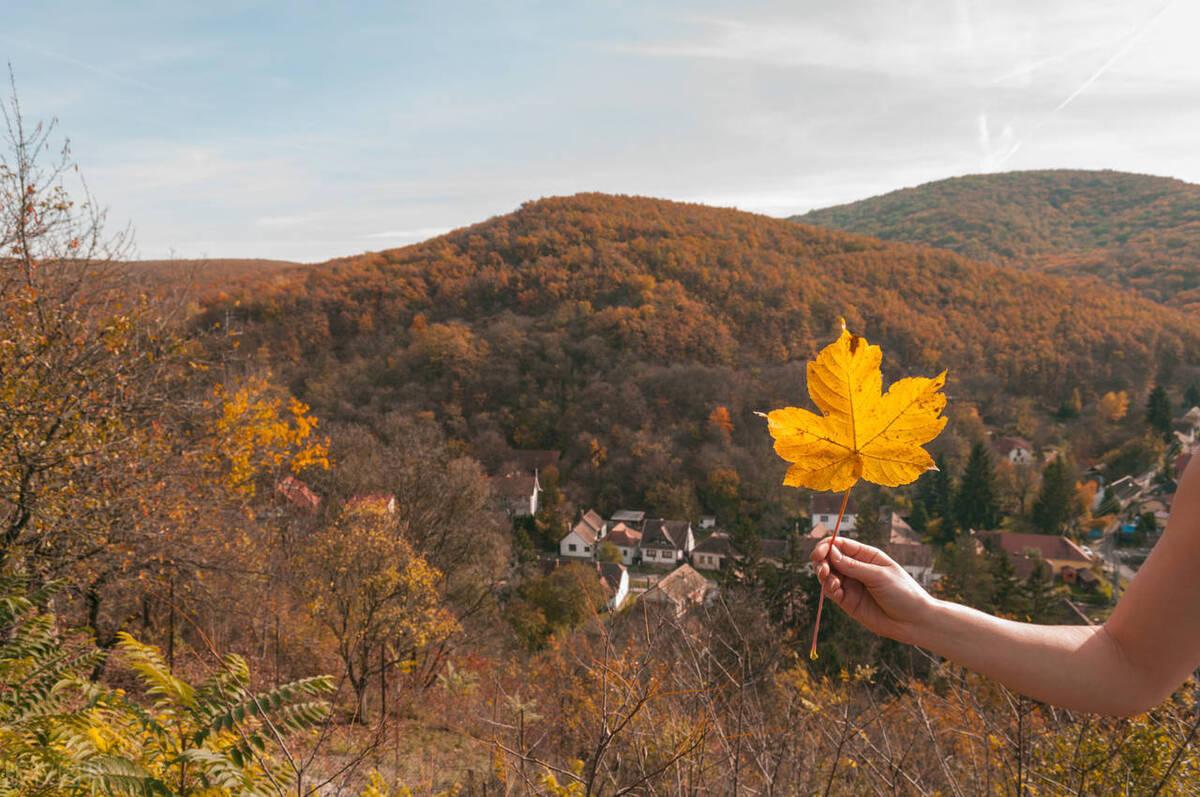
[901, 593, 948, 649]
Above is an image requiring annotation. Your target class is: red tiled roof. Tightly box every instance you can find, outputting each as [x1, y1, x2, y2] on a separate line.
[275, 476, 320, 513]
[992, 437, 1033, 455]
[980, 531, 1091, 565]
[606, 522, 641, 547]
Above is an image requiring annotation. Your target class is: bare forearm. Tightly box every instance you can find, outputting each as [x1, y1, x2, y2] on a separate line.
[912, 597, 1147, 716]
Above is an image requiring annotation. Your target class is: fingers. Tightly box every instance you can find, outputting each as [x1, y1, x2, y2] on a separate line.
[827, 542, 890, 586]
[830, 536, 891, 566]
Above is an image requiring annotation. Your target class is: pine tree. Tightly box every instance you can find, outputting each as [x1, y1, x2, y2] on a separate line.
[1185, 381, 1200, 410]
[987, 545, 1023, 616]
[921, 455, 957, 545]
[1021, 559, 1056, 622]
[1031, 458, 1075, 534]
[1145, 384, 1173, 441]
[955, 442, 1001, 532]
[908, 499, 929, 534]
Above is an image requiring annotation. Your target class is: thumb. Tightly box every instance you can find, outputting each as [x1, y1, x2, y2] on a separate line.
[828, 542, 889, 586]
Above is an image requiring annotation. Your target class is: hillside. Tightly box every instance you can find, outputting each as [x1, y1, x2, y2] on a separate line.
[793, 170, 1200, 309]
[122, 258, 306, 299]
[201, 193, 1200, 516]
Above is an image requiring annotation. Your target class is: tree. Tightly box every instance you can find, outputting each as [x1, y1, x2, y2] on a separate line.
[597, 540, 623, 563]
[1031, 458, 1077, 534]
[1021, 559, 1056, 623]
[509, 563, 609, 649]
[1185, 381, 1200, 409]
[854, 491, 884, 547]
[1097, 390, 1130, 422]
[908, 499, 929, 533]
[297, 503, 458, 721]
[987, 545, 1023, 616]
[922, 456, 957, 544]
[1101, 434, 1165, 480]
[955, 442, 1001, 531]
[1056, 387, 1082, 419]
[1145, 384, 1173, 441]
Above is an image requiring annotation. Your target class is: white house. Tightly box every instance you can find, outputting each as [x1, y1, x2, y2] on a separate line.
[605, 522, 642, 566]
[810, 494, 857, 533]
[596, 562, 630, 611]
[492, 472, 541, 517]
[559, 509, 606, 559]
[639, 519, 695, 567]
[692, 531, 734, 571]
[992, 436, 1034, 466]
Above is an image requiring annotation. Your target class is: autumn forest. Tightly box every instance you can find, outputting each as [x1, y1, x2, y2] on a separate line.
[4, 86, 1200, 796]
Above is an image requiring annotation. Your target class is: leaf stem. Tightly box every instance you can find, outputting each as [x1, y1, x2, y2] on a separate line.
[810, 485, 854, 660]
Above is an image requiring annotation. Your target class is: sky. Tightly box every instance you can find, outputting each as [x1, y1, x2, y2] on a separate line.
[3, 0, 1198, 262]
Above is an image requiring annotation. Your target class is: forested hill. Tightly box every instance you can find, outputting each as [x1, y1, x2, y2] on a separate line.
[792, 170, 1200, 309]
[203, 193, 1200, 513]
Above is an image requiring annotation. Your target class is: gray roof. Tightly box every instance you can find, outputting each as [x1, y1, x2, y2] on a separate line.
[641, 519, 691, 550]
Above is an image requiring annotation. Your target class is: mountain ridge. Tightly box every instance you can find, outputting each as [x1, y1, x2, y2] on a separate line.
[792, 169, 1200, 308]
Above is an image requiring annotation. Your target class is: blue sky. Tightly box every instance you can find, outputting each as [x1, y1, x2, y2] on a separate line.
[4, 0, 1197, 261]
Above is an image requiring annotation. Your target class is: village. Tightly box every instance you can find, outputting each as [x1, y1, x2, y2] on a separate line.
[485, 405, 1200, 624]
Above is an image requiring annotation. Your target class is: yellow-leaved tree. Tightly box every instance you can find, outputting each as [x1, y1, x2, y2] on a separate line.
[297, 502, 459, 723]
[206, 375, 330, 497]
[759, 319, 947, 657]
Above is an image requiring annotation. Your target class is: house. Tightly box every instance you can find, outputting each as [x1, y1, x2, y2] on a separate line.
[605, 522, 642, 566]
[640, 564, 711, 617]
[810, 494, 857, 533]
[692, 532, 735, 571]
[596, 562, 630, 611]
[611, 509, 646, 527]
[492, 472, 541, 517]
[992, 436, 1035, 465]
[884, 512, 921, 544]
[885, 542, 936, 586]
[560, 510, 606, 559]
[275, 476, 320, 514]
[1105, 475, 1143, 509]
[639, 519, 695, 567]
[979, 531, 1095, 583]
[1176, 407, 1200, 446]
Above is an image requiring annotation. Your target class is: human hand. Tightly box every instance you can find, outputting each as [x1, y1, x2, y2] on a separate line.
[811, 536, 936, 645]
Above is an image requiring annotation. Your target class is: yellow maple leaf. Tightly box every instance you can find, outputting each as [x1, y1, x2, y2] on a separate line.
[760, 320, 948, 493]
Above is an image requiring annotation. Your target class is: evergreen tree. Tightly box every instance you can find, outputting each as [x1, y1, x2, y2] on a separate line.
[1021, 559, 1056, 622]
[855, 492, 884, 546]
[1031, 458, 1075, 534]
[987, 545, 1023, 616]
[1145, 384, 1173, 441]
[1185, 381, 1200, 409]
[921, 455, 957, 545]
[1056, 387, 1082, 420]
[955, 442, 1002, 531]
[908, 499, 929, 534]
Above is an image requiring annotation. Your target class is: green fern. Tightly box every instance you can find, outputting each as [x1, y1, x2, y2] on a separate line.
[0, 574, 336, 796]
